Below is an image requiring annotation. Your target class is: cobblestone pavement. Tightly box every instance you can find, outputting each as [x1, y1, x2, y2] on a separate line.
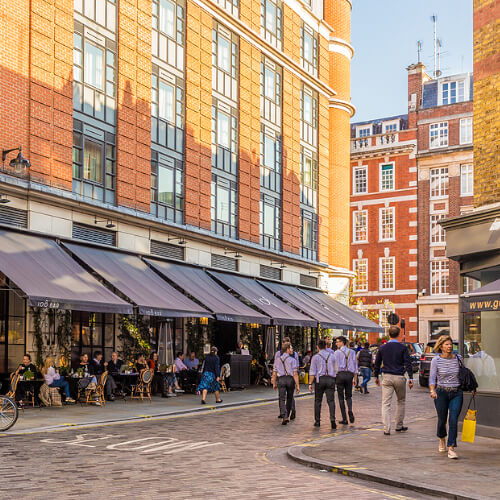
[0, 386, 436, 500]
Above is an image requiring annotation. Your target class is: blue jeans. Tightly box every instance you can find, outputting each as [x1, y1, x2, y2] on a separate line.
[49, 377, 71, 399]
[434, 388, 463, 447]
[360, 367, 371, 391]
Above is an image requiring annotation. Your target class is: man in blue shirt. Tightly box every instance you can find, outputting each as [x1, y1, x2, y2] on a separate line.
[374, 326, 414, 435]
[185, 352, 199, 370]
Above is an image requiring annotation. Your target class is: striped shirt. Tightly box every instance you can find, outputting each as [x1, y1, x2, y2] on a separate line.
[429, 355, 462, 388]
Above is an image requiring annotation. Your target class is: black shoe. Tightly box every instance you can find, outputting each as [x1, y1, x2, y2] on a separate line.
[290, 410, 296, 420]
[395, 426, 408, 432]
[365, 390, 370, 394]
[282, 418, 289, 425]
[106, 395, 115, 402]
[331, 422, 337, 430]
[162, 393, 169, 398]
[201, 400, 206, 404]
[348, 411, 355, 423]
[384, 431, 391, 435]
[314, 422, 320, 427]
[339, 419, 348, 425]
[216, 399, 223, 403]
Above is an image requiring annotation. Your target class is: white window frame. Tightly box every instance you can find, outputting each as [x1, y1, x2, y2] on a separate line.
[379, 207, 395, 241]
[353, 166, 368, 195]
[430, 167, 449, 199]
[440, 79, 466, 106]
[430, 214, 446, 245]
[431, 260, 449, 295]
[379, 256, 395, 291]
[356, 125, 372, 138]
[352, 258, 368, 293]
[429, 122, 448, 149]
[460, 117, 473, 144]
[379, 162, 395, 191]
[353, 210, 368, 243]
[379, 309, 392, 328]
[383, 120, 399, 133]
[460, 164, 474, 196]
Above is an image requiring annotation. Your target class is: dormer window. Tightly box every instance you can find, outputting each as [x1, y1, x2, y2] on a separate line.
[441, 80, 465, 105]
[357, 126, 371, 138]
[383, 121, 399, 133]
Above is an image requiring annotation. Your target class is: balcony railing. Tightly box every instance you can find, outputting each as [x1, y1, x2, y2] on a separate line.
[351, 132, 400, 153]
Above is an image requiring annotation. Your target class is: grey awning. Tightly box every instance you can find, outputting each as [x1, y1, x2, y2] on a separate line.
[258, 281, 351, 329]
[0, 230, 132, 313]
[145, 260, 270, 324]
[64, 243, 211, 318]
[461, 279, 500, 312]
[300, 288, 385, 333]
[209, 271, 317, 327]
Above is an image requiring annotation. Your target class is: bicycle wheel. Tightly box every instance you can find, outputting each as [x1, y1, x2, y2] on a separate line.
[0, 395, 18, 431]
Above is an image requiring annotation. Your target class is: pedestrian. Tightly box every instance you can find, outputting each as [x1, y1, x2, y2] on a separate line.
[429, 335, 471, 459]
[274, 336, 299, 420]
[357, 342, 372, 394]
[271, 342, 300, 425]
[197, 346, 223, 405]
[333, 336, 358, 424]
[374, 326, 414, 435]
[308, 340, 337, 429]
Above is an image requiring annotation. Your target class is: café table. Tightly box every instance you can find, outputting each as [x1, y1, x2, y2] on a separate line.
[16, 378, 44, 407]
[113, 372, 139, 398]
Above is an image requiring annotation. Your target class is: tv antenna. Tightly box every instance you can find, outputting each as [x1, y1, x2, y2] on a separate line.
[417, 40, 423, 63]
[431, 15, 442, 77]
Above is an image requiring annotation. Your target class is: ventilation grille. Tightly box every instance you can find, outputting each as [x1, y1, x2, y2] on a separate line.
[150, 240, 185, 261]
[300, 274, 318, 288]
[260, 264, 282, 281]
[72, 223, 116, 246]
[0, 206, 28, 228]
[211, 254, 238, 271]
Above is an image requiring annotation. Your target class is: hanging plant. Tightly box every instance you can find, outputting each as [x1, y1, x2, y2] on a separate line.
[32, 307, 44, 369]
[118, 315, 151, 361]
[55, 310, 72, 367]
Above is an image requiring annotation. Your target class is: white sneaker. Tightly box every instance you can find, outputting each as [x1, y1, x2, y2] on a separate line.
[94, 400, 101, 406]
[448, 448, 458, 459]
[439, 439, 446, 452]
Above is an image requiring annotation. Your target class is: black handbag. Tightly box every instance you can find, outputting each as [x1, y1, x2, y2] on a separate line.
[457, 356, 478, 392]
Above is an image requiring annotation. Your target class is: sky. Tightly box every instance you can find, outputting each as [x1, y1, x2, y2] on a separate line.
[350, 0, 473, 123]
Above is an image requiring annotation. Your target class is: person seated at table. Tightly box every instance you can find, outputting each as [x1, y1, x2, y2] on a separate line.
[174, 352, 190, 390]
[79, 353, 92, 376]
[107, 351, 123, 376]
[41, 356, 75, 403]
[135, 354, 148, 373]
[14, 353, 38, 404]
[184, 351, 200, 370]
[78, 353, 100, 405]
[90, 351, 116, 401]
[148, 352, 163, 395]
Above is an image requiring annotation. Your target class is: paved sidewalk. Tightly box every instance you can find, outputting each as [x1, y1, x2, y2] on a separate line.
[288, 414, 500, 500]
[6, 385, 312, 435]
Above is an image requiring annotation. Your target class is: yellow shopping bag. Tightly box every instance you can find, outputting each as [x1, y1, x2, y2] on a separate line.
[461, 396, 477, 443]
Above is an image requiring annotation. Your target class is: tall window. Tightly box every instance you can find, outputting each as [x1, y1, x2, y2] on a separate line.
[301, 23, 318, 76]
[430, 214, 446, 244]
[460, 164, 473, 196]
[301, 149, 318, 208]
[353, 259, 368, 292]
[429, 122, 448, 148]
[260, 127, 281, 192]
[431, 260, 449, 295]
[353, 166, 367, 194]
[72, 120, 115, 204]
[301, 210, 318, 260]
[379, 207, 395, 241]
[212, 101, 238, 175]
[261, 59, 281, 125]
[301, 86, 318, 146]
[460, 117, 472, 144]
[211, 175, 237, 238]
[380, 163, 394, 191]
[152, 0, 185, 70]
[260, 194, 281, 250]
[74, 0, 117, 32]
[261, 0, 282, 49]
[441, 80, 465, 105]
[214, 0, 238, 16]
[212, 24, 238, 102]
[430, 167, 449, 198]
[151, 151, 183, 223]
[379, 257, 395, 291]
[353, 210, 368, 243]
[73, 24, 116, 125]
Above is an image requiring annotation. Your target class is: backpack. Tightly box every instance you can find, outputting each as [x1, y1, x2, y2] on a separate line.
[457, 356, 478, 392]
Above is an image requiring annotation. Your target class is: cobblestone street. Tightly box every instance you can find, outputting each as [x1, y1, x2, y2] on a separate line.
[0, 387, 436, 499]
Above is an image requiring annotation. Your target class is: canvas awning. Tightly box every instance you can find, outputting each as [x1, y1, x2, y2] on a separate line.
[145, 260, 270, 324]
[461, 279, 500, 312]
[208, 271, 317, 327]
[64, 243, 211, 318]
[0, 230, 132, 313]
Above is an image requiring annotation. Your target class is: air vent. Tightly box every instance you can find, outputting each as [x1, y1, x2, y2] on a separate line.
[72, 223, 116, 246]
[300, 274, 318, 288]
[260, 264, 282, 281]
[150, 240, 184, 261]
[211, 254, 238, 271]
[0, 206, 28, 228]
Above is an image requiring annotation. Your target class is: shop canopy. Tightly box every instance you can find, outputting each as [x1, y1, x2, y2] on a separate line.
[64, 243, 211, 318]
[258, 281, 353, 330]
[0, 230, 132, 313]
[461, 279, 500, 313]
[300, 288, 385, 333]
[145, 260, 270, 324]
[208, 271, 317, 327]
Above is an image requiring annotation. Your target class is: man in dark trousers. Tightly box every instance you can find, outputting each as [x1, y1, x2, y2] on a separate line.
[308, 340, 337, 429]
[374, 326, 414, 435]
[333, 336, 358, 424]
[274, 336, 299, 420]
[271, 342, 300, 425]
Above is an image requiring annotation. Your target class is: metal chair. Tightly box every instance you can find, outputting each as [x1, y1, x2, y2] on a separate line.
[130, 369, 153, 402]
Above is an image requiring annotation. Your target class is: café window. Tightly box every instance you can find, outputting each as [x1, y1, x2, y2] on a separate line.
[260, 194, 281, 251]
[211, 174, 238, 239]
[261, 0, 283, 50]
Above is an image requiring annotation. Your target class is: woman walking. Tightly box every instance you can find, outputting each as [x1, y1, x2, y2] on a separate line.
[197, 347, 223, 405]
[429, 335, 467, 459]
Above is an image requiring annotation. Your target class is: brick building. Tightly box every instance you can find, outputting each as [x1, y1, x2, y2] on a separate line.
[0, 0, 359, 374]
[350, 116, 418, 343]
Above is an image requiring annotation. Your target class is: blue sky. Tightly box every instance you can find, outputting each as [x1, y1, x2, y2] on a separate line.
[350, 0, 473, 123]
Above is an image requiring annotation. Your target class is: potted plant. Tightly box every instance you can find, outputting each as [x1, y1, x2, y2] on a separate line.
[76, 367, 84, 378]
[24, 368, 34, 381]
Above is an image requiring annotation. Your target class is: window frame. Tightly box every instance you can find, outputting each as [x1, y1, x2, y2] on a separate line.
[260, 194, 281, 250]
[261, 58, 282, 126]
[211, 174, 238, 239]
[379, 206, 395, 242]
[440, 79, 466, 105]
[430, 167, 449, 199]
[352, 258, 368, 293]
[300, 23, 318, 76]
[430, 214, 446, 245]
[379, 162, 395, 192]
[460, 164, 474, 197]
[260, 126, 281, 193]
[261, 0, 283, 50]
[353, 166, 368, 195]
[429, 122, 449, 149]
[212, 24, 239, 103]
[379, 256, 395, 291]
[353, 209, 368, 243]
[300, 209, 318, 260]
[356, 126, 372, 138]
[459, 117, 473, 145]
[431, 260, 449, 295]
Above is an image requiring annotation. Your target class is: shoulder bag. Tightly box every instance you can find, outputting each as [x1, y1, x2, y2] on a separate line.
[457, 356, 478, 392]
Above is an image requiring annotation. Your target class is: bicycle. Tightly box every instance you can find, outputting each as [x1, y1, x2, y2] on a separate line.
[0, 382, 19, 431]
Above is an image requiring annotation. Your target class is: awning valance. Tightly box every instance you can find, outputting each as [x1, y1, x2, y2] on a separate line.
[461, 279, 500, 312]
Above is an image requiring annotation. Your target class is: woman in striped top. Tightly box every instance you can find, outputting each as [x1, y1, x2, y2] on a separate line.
[429, 335, 464, 459]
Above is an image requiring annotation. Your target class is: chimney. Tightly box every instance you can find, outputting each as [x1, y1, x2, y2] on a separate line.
[407, 62, 430, 128]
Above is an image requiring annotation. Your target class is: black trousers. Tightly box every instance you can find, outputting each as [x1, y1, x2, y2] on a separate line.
[278, 375, 295, 419]
[314, 375, 336, 424]
[336, 371, 354, 419]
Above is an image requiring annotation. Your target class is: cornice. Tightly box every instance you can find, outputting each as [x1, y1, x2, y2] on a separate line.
[329, 98, 356, 116]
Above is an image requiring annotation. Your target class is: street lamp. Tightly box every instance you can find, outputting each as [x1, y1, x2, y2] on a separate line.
[2, 146, 31, 174]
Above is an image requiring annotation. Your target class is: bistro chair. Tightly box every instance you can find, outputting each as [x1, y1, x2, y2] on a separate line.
[130, 369, 153, 402]
[6, 372, 20, 399]
[84, 372, 108, 407]
[219, 364, 229, 393]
